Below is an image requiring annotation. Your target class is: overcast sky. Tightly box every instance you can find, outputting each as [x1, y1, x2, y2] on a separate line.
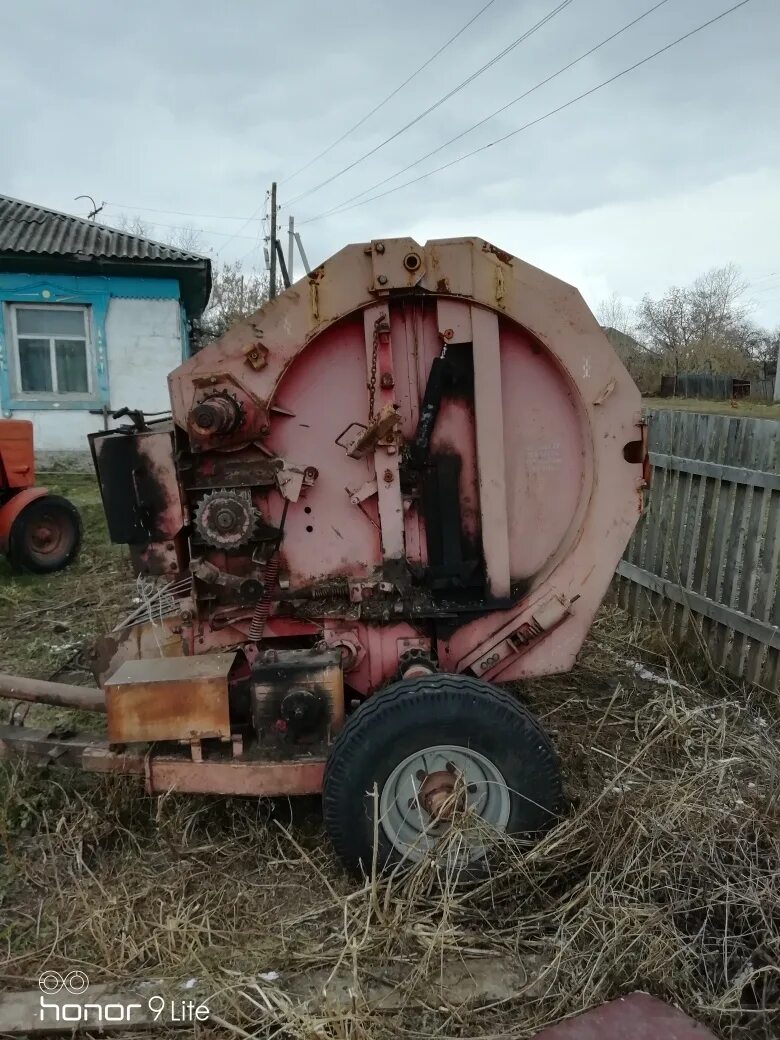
[3, 0, 779, 325]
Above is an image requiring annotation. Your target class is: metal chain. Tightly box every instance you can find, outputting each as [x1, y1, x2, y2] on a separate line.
[368, 318, 380, 421]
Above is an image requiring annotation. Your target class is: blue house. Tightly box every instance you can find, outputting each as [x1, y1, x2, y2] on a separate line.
[0, 194, 211, 460]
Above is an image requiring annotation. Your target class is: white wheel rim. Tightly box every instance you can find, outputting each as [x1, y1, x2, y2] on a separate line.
[378, 744, 511, 865]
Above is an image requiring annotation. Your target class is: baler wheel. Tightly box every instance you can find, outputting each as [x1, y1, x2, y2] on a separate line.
[8, 494, 82, 574]
[322, 673, 563, 874]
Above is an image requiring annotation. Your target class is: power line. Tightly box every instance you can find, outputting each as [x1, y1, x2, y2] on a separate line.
[82, 203, 260, 242]
[285, 0, 578, 209]
[101, 209, 262, 244]
[236, 192, 272, 268]
[104, 0, 662, 231]
[299, 0, 756, 227]
[280, 0, 501, 186]
[310, 0, 674, 221]
[216, 189, 270, 255]
[104, 201, 261, 222]
[118, 217, 259, 242]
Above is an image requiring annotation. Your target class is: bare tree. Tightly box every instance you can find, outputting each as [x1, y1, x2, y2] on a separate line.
[113, 214, 204, 253]
[111, 214, 266, 350]
[595, 294, 665, 391]
[746, 327, 780, 396]
[637, 264, 753, 379]
[596, 293, 638, 339]
[194, 261, 269, 348]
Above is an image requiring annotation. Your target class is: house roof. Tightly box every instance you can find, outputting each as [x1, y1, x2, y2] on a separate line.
[0, 194, 211, 316]
[602, 326, 648, 359]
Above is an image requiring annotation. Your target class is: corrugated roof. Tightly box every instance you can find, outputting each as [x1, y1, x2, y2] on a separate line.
[0, 193, 207, 263]
[0, 193, 212, 315]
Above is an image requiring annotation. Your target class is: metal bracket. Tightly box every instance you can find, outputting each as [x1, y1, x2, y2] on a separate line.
[461, 594, 573, 677]
[275, 460, 318, 502]
[348, 478, 379, 506]
[345, 403, 399, 459]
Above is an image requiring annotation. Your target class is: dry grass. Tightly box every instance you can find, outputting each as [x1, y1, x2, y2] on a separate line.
[1, 608, 778, 1039]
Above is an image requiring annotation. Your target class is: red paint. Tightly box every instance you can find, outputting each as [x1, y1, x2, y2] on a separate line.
[0, 420, 50, 553]
[48, 236, 646, 800]
[0, 486, 48, 552]
[0, 418, 36, 490]
[169, 239, 644, 692]
[531, 993, 716, 1039]
[146, 755, 326, 797]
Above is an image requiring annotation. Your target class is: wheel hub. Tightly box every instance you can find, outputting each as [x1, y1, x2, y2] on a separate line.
[417, 767, 465, 821]
[26, 516, 65, 555]
[31, 525, 54, 549]
[379, 744, 511, 864]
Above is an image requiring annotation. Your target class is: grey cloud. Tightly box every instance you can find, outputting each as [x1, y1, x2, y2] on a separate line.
[2, 0, 777, 322]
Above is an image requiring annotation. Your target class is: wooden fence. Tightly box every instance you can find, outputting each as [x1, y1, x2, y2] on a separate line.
[616, 409, 780, 689]
[658, 373, 750, 400]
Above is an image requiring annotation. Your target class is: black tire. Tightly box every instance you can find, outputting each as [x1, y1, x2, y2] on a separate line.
[323, 673, 563, 874]
[7, 495, 82, 574]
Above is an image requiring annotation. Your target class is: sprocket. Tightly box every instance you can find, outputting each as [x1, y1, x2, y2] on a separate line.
[194, 489, 259, 550]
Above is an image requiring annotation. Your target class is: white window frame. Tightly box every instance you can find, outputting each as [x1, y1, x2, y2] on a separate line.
[8, 303, 95, 401]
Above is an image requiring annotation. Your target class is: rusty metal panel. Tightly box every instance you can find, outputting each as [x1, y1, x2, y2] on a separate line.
[251, 648, 345, 737]
[90, 424, 184, 546]
[104, 653, 235, 744]
[146, 755, 325, 796]
[532, 992, 716, 1038]
[0, 724, 326, 799]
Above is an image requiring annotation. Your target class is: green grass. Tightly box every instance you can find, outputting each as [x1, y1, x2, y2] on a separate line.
[645, 397, 780, 420]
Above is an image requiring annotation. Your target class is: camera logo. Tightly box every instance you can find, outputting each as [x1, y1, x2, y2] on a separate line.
[37, 970, 208, 1026]
[39, 971, 89, 995]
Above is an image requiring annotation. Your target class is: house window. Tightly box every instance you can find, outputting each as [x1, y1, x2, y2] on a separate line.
[9, 304, 93, 399]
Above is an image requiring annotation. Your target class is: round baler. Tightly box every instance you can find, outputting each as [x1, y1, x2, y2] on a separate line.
[44, 237, 647, 870]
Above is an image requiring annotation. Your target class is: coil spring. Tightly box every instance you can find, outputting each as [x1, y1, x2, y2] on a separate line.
[248, 554, 280, 642]
[309, 579, 349, 599]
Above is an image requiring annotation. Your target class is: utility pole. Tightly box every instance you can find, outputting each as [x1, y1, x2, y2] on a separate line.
[287, 216, 295, 283]
[266, 185, 311, 290]
[268, 181, 278, 300]
[294, 230, 311, 274]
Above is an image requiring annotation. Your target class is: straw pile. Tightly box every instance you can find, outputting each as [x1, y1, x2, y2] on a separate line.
[1, 607, 777, 1039]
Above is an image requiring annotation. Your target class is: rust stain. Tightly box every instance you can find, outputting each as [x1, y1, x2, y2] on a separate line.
[147, 757, 326, 797]
[481, 241, 514, 265]
[243, 342, 268, 370]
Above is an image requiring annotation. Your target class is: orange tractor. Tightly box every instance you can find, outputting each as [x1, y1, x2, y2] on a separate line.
[0, 418, 81, 573]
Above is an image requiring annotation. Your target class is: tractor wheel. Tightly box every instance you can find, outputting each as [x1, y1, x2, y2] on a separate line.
[8, 495, 82, 574]
[322, 673, 563, 874]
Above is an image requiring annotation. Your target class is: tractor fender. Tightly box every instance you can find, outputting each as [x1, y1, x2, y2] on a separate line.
[0, 487, 49, 553]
